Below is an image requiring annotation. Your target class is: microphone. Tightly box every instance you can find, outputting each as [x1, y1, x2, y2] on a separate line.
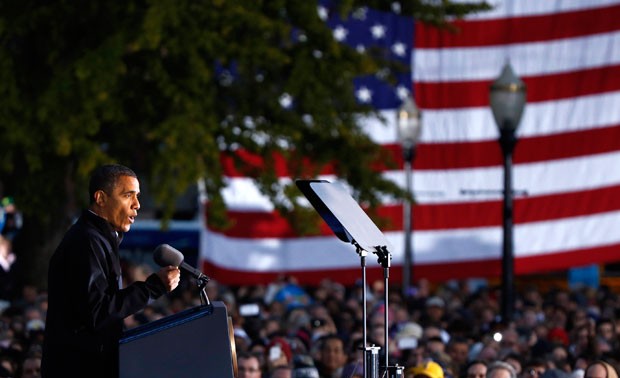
[153, 244, 209, 280]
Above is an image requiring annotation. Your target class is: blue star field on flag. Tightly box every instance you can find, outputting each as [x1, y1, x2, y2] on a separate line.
[320, 2, 414, 110]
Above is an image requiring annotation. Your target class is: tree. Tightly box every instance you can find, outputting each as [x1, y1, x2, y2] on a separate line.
[0, 0, 490, 288]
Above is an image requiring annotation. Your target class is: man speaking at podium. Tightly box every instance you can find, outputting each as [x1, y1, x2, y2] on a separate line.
[41, 164, 180, 378]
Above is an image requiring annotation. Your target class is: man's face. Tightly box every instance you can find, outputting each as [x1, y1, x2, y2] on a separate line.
[21, 357, 41, 378]
[467, 362, 487, 378]
[238, 356, 262, 378]
[448, 342, 469, 365]
[321, 339, 347, 372]
[97, 175, 140, 232]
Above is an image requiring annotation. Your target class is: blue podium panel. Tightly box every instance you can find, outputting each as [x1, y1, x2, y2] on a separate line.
[119, 301, 235, 378]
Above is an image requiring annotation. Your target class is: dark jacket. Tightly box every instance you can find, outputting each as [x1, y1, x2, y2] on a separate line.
[42, 210, 167, 378]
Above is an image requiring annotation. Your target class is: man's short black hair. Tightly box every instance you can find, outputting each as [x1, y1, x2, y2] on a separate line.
[88, 164, 137, 204]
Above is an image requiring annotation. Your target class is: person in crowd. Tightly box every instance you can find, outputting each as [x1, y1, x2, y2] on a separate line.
[292, 354, 320, 378]
[584, 361, 619, 378]
[406, 360, 444, 378]
[523, 358, 547, 378]
[547, 344, 570, 372]
[0, 236, 16, 301]
[0, 353, 16, 378]
[265, 336, 293, 376]
[0, 197, 22, 241]
[498, 328, 521, 357]
[501, 353, 523, 376]
[41, 164, 180, 378]
[20, 351, 41, 378]
[238, 352, 263, 378]
[270, 365, 293, 378]
[595, 318, 618, 352]
[420, 296, 448, 328]
[447, 336, 470, 376]
[486, 361, 517, 378]
[466, 360, 488, 378]
[315, 334, 347, 378]
[403, 340, 428, 370]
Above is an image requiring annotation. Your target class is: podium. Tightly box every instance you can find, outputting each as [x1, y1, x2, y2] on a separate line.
[119, 301, 237, 378]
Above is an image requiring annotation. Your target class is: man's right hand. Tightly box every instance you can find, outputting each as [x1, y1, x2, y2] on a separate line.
[156, 266, 181, 292]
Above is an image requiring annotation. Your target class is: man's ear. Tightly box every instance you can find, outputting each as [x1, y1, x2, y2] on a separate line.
[93, 190, 107, 206]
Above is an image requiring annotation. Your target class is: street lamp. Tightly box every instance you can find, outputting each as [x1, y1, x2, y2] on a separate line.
[397, 95, 422, 297]
[489, 62, 526, 324]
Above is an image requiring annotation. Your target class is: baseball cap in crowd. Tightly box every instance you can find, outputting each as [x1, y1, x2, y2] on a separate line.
[396, 322, 423, 350]
[407, 361, 445, 378]
[426, 296, 445, 308]
[266, 336, 293, 364]
[547, 327, 569, 346]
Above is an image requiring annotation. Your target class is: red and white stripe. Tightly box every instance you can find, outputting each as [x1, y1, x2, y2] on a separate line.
[201, 1, 620, 285]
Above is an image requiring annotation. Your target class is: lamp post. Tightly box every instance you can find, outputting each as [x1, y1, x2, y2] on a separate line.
[397, 95, 422, 297]
[489, 63, 526, 324]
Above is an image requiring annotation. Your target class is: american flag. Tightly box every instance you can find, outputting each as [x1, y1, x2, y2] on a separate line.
[200, 0, 620, 285]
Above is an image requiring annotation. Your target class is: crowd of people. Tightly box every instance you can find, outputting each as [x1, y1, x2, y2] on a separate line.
[1, 258, 620, 378]
[219, 275, 620, 378]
